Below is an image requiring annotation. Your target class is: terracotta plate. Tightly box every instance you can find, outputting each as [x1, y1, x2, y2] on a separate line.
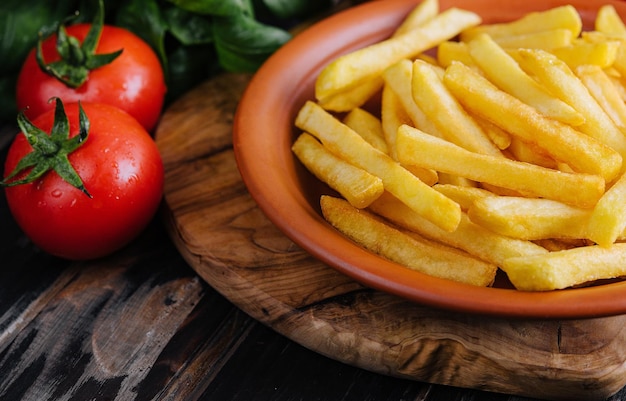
[233, 0, 626, 319]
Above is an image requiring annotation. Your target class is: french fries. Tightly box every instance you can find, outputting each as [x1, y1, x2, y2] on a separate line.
[291, 133, 384, 208]
[296, 101, 461, 232]
[443, 61, 623, 183]
[395, 124, 605, 208]
[315, 7, 481, 102]
[321, 195, 497, 287]
[292, 1, 626, 292]
[466, 33, 584, 126]
[459, 5, 582, 41]
[502, 244, 626, 291]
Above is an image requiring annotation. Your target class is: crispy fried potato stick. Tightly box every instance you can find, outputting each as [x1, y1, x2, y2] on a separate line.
[393, 0, 439, 36]
[467, 196, 590, 240]
[321, 195, 496, 286]
[369, 191, 548, 267]
[467, 33, 584, 126]
[380, 84, 439, 185]
[315, 7, 481, 101]
[549, 39, 619, 69]
[502, 243, 626, 291]
[383, 59, 445, 139]
[292, 133, 384, 208]
[495, 29, 573, 50]
[396, 124, 605, 208]
[296, 101, 461, 232]
[576, 64, 626, 132]
[411, 59, 503, 155]
[460, 5, 581, 41]
[317, 0, 440, 112]
[515, 48, 626, 163]
[343, 107, 389, 154]
[587, 172, 626, 246]
[595, 4, 626, 36]
[443, 61, 623, 183]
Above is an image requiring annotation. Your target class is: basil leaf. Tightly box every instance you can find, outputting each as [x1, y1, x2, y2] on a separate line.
[261, 0, 333, 20]
[0, 0, 77, 75]
[167, 44, 219, 101]
[213, 13, 290, 73]
[163, 7, 214, 45]
[166, 0, 252, 17]
[113, 0, 169, 77]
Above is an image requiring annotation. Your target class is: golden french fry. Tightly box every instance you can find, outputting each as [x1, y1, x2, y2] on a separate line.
[292, 133, 384, 208]
[436, 173, 477, 188]
[467, 33, 584, 126]
[515, 48, 626, 161]
[443, 61, 623, 182]
[494, 29, 573, 50]
[433, 183, 495, 211]
[460, 5, 582, 41]
[380, 84, 439, 185]
[507, 137, 558, 169]
[595, 4, 626, 37]
[549, 39, 619, 69]
[318, 0, 441, 111]
[393, 0, 439, 36]
[315, 7, 481, 102]
[502, 243, 626, 291]
[587, 172, 626, 246]
[411, 59, 503, 156]
[582, 31, 626, 78]
[437, 41, 476, 68]
[576, 64, 626, 132]
[317, 77, 383, 112]
[296, 101, 461, 232]
[472, 114, 512, 150]
[383, 59, 445, 139]
[369, 192, 548, 267]
[467, 196, 590, 240]
[606, 73, 626, 102]
[343, 107, 389, 154]
[321, 195, 497, 286]
[396, 124, 605, 208]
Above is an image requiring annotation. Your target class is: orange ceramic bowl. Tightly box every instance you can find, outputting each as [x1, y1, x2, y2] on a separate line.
[234, 0, 626, 318]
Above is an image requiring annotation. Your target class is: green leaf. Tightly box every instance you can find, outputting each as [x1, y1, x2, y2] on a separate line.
[166, 0, 252, 17]
[166, 43, 219, 102]
[114, 0, 169, 73]
[163, 6, 214, 46]
[260, 0, 333, 20]
[0, 0, 78, 75]
[213, 13, 290, 57]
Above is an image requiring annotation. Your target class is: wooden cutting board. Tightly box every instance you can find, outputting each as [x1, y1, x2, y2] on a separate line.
[154, 73, 626, 401]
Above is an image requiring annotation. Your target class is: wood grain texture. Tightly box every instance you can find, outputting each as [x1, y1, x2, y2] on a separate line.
[154, 73, 626, 401]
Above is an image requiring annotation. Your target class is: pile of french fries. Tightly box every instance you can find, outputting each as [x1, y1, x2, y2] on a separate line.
[292, 0, 626, 291]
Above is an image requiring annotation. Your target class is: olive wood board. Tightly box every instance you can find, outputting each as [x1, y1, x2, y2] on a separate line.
[154, 73, 626, 401]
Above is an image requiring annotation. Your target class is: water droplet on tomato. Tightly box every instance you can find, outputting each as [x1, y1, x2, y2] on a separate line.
[51, 189, 62, 198]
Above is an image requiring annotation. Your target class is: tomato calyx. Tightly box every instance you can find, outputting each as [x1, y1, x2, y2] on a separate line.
[36, 0, 122, 89]
[1, 98, 92, 198]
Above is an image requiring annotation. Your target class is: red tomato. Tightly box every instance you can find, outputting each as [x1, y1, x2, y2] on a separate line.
[16, 24, 166, 132]
[3, 102, 164, 260]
